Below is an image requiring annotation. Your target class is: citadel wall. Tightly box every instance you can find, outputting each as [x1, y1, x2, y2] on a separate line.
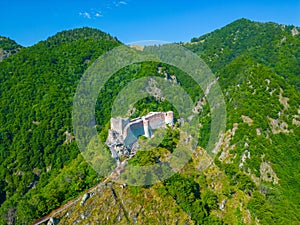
[106, 111, 174, 158]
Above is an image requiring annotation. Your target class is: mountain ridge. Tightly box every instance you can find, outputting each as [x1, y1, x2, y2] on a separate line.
[185, 18, 300, 90]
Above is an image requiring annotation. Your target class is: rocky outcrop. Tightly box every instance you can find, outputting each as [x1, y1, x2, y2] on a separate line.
[80, 193, 90, 206]
[279, 88, 289, 110]
[220, 199, 227, 210]
[0, 49, 12, 61]
[239, 148, 251, 169]
[268, 117, 290, 134]
[260, 162, 279, 184]
[216, 123, 238, 160]
[0, 36, 22, 61]
[291, 27, 299, 36]
[64, 130, 75, 144]
[47, 217, 59, 225]
[241, 115, 253, 126]
[292, 118, 300, 126]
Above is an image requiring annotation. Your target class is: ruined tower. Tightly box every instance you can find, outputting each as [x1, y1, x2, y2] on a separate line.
[165, 111, 174, 126]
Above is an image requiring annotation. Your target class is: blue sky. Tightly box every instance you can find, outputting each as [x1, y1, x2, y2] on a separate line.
[1, 0, 299, 46]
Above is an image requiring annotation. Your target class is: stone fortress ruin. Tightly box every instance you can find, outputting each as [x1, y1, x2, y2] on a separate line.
[106, 111, 174, 159]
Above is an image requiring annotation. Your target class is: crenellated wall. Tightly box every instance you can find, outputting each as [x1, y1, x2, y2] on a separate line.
[106, 111, 174, 158]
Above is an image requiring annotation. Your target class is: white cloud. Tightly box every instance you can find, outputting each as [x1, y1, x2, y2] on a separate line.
[79, 12, 91, 19]
[79, 10, 103, 19]
[113, 1, 127, 7]
[95, 12, 103, 17]
[79, 0, 128, 19]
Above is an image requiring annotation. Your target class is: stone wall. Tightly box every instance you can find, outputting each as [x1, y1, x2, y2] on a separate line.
[123, 119, 144, 148]
[106, 111, 174, 158]
[110, 118, 130, 135]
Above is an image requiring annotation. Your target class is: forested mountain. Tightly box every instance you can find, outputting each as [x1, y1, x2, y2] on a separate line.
[0, 36, 22, 61]
[0, 19, 299, 224]
[183, 18, 300, 224]
[186, 18, 300, 90]
[0, 28, 120, 224]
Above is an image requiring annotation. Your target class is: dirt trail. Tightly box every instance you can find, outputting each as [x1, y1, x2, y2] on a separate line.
[30, 173, 114, 225]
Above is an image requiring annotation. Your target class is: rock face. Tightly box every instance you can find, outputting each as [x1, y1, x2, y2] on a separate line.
[260, 162, 279, 184]
[106, 111, 174, 158]
[220, 199, 227, 210]
[0, 49, 12, 61]
[291, 27, 299, 36]
[47, 217, 59, 225]
[80, 193, 90, 206]
[0, 36, 22, 61]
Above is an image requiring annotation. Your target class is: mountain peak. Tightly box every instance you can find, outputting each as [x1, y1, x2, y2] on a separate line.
[44, 27, 120, 46]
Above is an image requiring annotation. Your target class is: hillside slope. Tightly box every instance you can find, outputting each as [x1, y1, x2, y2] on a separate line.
[0, 28, 120, 224]
[184, 18, 300, 224]
[38, 19, 300, 225]
[186, 18, 300, 90]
